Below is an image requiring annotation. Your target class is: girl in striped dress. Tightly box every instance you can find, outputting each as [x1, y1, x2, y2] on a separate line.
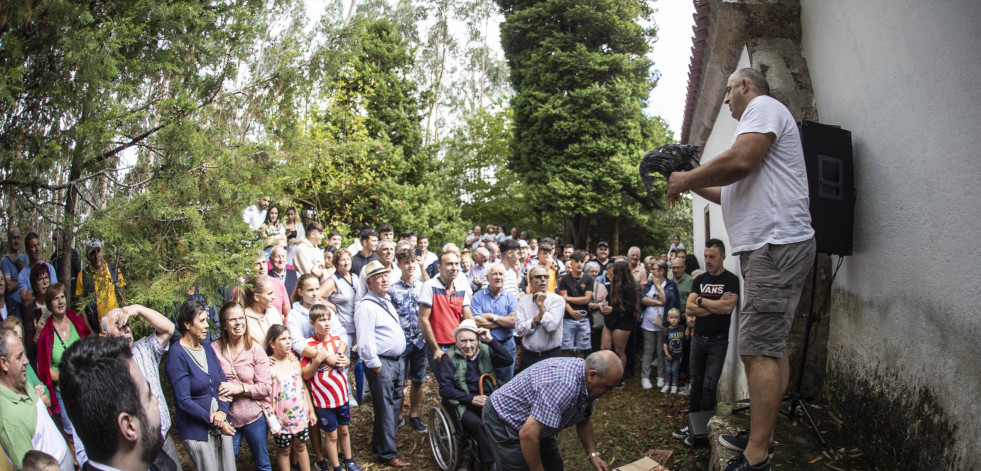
[300, 305, 361, 471]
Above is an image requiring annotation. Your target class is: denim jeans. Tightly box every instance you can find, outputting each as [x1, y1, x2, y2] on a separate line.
[482, 400, 563, 471]
[561, 318, 591, 352]
[664, 358, 680, 382]
[54, 390, 75, 435]
[401, 342, 428, 384]
[495, 337, 517, 384]
[424, 343, 452, 378]
[233, 416, 272, 471]
[689, 334, 728, 413]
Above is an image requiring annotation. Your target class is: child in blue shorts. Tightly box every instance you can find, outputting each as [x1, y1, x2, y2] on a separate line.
[300, 304, 361, 471]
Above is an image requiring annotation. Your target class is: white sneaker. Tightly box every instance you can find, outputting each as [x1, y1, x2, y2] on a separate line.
[678, 384, 690, 396]
[641, 378, 653, 390]
[656, 377, 665, 388]
[671, 385, 678, 394]
[660, 384, 670, 393]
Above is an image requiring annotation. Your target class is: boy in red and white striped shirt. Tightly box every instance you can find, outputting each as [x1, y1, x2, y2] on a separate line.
[301, 304, 361, 471]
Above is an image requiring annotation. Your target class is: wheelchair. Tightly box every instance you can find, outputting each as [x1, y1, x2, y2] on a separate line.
[428, 373, 497, 471]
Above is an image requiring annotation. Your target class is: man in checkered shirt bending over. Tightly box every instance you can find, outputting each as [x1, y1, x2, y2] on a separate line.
[481, 350, 622, 471]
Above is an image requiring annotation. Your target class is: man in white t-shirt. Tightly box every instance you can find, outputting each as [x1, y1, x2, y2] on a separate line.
[242, 197, 269, 231]
[666, 68, 815, 471]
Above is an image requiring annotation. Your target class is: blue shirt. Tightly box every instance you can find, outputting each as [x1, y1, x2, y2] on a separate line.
[15, 262, 57, 304]
[286, 302, 347, 356]
[1, 254, 28, 317]
[355, 291, 406, 368]
[389, 278, 425, 349]
[488, 357, 593, 438]
[467, 263, 488, 293]
[165, 342, 230, 442]
[469, 287, 517, 342]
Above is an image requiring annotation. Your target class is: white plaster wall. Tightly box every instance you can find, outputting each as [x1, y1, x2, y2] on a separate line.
[800, 0, 981, 466]
[690, 47, 751, 404]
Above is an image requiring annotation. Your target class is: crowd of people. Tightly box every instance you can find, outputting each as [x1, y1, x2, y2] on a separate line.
[0, 214, 704, 471]
[1, 69, 815, 471]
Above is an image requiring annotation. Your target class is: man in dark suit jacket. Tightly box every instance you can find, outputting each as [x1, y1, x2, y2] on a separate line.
[268, 245, 298, 299]
[60, 336, 178, 471]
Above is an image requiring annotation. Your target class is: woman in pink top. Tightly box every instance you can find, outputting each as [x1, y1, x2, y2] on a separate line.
[266, 324, 316, 471]
[215, 302, 273, 471]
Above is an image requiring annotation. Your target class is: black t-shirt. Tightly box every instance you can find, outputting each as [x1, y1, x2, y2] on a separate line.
[558, 273, 594, 319]
[691, 270, 740, 337]
[351, 252, 378, 277]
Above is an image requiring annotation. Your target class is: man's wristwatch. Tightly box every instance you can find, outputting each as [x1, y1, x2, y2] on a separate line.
[697, 296, 704, 307]
[588, 451, 601, 460]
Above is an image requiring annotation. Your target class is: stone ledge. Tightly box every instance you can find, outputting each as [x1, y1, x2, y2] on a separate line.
[705, 401, 875, 470]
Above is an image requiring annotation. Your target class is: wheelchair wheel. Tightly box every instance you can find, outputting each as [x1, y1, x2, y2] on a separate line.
[428, 403, 462, 471]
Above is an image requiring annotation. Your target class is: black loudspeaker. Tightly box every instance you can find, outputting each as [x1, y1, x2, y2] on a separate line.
[799, 120, 855, 256]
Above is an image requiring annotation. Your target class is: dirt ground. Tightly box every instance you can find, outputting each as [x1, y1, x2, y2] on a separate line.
[166, 367, 700, 471]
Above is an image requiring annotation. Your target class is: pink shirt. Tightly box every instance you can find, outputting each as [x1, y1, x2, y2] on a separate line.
[230, 275, 289, 321]
[269, 276, 290, 320]
[216, 342, 273, 428]
[631, 264, 648, 286]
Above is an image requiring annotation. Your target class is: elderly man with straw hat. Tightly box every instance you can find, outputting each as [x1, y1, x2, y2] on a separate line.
[354, 261, 410, 467]
[434, 319, 513, 471]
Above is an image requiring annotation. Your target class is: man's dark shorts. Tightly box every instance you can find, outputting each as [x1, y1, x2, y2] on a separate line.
[737, 238, 815, 357]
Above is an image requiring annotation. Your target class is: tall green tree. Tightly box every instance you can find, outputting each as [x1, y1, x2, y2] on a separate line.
[0, 0, 268, 295]
[496, 0, 659, 249]
[280, 16, 466, 243]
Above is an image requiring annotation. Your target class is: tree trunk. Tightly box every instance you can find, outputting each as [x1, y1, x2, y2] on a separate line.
[569, 214, 589, 250]
[59, 155, 82, 313]
[612, 217, 620, 256]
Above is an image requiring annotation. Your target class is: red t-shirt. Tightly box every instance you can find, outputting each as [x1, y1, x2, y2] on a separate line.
[419, 276, 471, 345]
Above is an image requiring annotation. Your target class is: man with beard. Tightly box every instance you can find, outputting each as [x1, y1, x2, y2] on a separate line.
[96, 306, 180, 470]
[60, 336, 174, 471]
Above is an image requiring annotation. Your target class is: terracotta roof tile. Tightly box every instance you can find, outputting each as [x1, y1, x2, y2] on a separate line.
[680, 0, 711, 144]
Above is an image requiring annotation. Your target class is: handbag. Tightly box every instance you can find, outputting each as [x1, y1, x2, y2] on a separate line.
[224, 344, 281, 435]
[590, 306, 604, 331]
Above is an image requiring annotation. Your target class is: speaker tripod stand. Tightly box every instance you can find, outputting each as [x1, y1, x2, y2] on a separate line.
[732, 251, 827, 447]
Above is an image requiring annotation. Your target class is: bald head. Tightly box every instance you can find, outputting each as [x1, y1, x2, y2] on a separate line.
[585, 350, 621, 377]
[442, 243, 461, 257]
[584, 350, 623, 399]
[474, 247, 489, 264]
[733, 67, 770, 95]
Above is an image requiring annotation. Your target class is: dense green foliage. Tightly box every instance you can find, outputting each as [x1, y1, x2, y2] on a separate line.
[0, 0, 692, 315]
[494, 0, 680, 251]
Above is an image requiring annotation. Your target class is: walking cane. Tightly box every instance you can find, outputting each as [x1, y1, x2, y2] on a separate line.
[478, 373, 497, 396]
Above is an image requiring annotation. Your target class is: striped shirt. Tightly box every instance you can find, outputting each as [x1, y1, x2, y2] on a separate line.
[301, 335, 349, 408]
[488, 358, 593, 438]
[502, 266, 520, 297]
[131, 336, 172, 437]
